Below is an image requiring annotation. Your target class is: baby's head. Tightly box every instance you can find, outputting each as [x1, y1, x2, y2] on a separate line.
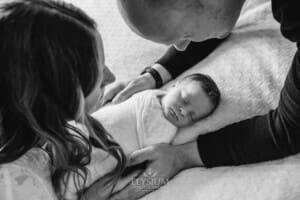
[161, 73, 221, 127]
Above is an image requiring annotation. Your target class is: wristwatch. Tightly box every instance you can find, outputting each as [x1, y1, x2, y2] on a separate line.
[140, 66, 163, 88]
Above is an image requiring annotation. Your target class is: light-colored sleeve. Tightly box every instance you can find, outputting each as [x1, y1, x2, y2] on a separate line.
[137, 90, 178, 147]
[0, 165, 56, 200]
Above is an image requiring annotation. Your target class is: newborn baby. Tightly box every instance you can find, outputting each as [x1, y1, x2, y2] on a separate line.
[159, 73, 220, 128]
[93, 73, 221, 155]
[65, 74, 220, 199]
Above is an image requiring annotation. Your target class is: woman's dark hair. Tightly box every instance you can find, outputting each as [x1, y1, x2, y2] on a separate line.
[0, 0, 126, 198]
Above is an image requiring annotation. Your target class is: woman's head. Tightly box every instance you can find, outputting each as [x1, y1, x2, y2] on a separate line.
[0, 0, 115, 119]
[0, 0, 124, 198]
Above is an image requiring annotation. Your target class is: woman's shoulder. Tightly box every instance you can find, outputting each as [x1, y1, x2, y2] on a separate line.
[0, 148, 57, 200]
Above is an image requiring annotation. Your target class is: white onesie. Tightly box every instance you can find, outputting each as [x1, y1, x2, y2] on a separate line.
[92, 90, 178, 155]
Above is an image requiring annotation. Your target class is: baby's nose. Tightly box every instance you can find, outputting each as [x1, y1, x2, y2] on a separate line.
[179, 107, 188, 117]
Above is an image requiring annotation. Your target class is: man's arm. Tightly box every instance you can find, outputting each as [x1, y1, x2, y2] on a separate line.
[107, 38, 227, 104]
[196, 0, 300, 167]
[155, 38, 227, 80]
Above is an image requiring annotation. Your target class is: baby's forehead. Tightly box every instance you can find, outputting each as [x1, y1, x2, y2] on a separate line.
[177, 79, 203, 90]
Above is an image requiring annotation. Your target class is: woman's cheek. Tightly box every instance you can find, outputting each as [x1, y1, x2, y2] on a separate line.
[86, 88, 104, 113]
[97, 90, 104, 108]
[92, 90, 104, 113]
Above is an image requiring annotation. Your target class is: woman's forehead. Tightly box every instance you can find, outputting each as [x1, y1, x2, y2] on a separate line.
[94, 31, 105, 63]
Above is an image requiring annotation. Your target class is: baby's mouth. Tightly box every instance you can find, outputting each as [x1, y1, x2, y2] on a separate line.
[170, 108, 178, 121]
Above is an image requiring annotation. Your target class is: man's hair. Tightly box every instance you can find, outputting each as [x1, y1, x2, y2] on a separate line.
[181, 73, 221, 115]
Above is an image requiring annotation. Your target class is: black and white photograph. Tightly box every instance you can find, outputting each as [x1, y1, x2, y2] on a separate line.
[0, 0, 300, 199]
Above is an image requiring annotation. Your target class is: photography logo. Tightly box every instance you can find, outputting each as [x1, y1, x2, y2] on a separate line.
[131, 168, 169, 191]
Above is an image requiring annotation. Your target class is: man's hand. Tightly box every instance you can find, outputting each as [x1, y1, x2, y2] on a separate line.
[102, 81, 126, 105]
[110, 142, 203, 200]
[109, 73, 156, 104]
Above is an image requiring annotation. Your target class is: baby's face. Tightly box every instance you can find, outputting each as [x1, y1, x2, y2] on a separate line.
[161, 80, 214, 127]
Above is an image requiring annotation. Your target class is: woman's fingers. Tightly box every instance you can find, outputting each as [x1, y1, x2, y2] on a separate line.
[113, 170, 142, 194]
[112, 73, 156, 104]
[111, 155, 172, 200]
[110, 166, 163, 200]
[82, 177, 114, 200]
[127, 146, 155, 167]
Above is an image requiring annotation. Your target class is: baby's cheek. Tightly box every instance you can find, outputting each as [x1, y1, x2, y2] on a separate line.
[181, 118, 193, 127]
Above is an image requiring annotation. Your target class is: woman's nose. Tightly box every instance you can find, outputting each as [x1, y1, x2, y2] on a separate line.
[173, 39, 191, 51]
[102, 67, 116, 87]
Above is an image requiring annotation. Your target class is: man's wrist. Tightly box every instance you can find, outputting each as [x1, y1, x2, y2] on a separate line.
[140, 67, 163, 88]
[152, 63, 172, 84]
[174, 141, 204, 169]
[140, 64, 172, 88]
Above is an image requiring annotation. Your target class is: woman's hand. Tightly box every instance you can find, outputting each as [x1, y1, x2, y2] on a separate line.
[103, 73, 156, 105]
[110, 142, 203, 200]
[81, 170, 141, 200]
[81, 179, 112, 200]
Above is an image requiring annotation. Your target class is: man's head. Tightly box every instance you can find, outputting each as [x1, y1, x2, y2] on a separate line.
[161, 73, 221, 127]
[117, 0, 244, 50]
